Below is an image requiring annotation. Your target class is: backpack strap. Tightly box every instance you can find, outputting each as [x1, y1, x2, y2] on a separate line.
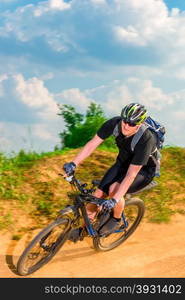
[130, 122, 162, 177]
[131, 123, 149, 152]
[149, 148, 161, 177]
[112, 120, 122, 138]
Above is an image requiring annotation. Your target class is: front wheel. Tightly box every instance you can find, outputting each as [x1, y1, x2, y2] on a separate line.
[17, 217, 72, 276]
[93, 198, 145, 251]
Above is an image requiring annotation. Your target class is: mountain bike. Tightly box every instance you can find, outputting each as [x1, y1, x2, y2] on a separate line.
[17, 174, 157, 276]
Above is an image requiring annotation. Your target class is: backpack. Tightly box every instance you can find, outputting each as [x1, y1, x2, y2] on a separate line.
[113, 116, 166, 177]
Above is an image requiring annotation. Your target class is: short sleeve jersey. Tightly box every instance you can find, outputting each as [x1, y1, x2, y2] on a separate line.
[97, 117, 157, 169]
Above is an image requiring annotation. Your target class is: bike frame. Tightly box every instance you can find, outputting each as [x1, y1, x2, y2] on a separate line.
[59, 174, 130, 238]
[61, 193, 129, 238]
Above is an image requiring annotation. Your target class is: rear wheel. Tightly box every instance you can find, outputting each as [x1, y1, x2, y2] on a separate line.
[93, 198, 145, 251]
[17, 217, 72, 276]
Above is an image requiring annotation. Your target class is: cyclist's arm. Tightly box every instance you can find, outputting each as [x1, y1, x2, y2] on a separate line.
[72, 134, 104, 166]
[113, 164, 142, 202]
[72, 118, 118, 166]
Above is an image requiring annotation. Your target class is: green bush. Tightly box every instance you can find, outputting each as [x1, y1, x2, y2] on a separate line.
[58, 102, 116, 149]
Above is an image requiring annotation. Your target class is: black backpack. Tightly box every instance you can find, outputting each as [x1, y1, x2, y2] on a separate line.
[113, 116, 166, 177]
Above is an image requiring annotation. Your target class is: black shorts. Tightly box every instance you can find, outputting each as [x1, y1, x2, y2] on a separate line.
[98, 160, 155, 195]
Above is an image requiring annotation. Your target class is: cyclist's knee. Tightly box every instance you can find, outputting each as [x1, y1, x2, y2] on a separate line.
[109, 182, 120, 198]
[86, 203, 98, 221]
[86, 203, 97, 212]
[93, 188, 104, 198]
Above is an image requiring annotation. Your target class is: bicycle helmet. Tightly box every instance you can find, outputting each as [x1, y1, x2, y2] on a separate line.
[121, 103, 147, 125]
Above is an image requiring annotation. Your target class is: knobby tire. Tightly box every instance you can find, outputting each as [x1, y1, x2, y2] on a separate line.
[93, 198, 145, 251]
[17, 217, 72, 276]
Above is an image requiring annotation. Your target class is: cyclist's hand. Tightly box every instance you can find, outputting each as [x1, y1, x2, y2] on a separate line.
[102, 198, 117, 211]
[63, 162, 76, 177]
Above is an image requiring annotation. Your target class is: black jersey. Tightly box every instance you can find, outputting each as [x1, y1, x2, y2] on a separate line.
[97, 117, 157, 170]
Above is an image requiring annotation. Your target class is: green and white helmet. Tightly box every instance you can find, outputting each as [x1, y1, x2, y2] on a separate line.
[121, 103, 147, 125]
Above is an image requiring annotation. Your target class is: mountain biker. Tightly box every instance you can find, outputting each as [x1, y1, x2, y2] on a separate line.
[63, 103, 157, 241]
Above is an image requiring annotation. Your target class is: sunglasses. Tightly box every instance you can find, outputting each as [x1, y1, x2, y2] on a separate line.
[122, 120, 138, 127]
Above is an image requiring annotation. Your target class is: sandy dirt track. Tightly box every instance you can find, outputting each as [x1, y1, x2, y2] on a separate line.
[0, 214, 185, 278]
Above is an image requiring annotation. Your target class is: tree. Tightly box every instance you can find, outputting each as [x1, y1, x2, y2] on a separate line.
[58, 104, 84, 131]
[58, 102, 116, 149]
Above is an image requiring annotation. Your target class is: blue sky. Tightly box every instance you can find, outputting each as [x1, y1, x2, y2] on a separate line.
[164, 0, 185, 10]
[0, 0, 185, 154]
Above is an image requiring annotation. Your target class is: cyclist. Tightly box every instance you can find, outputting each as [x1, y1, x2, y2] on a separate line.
[63, 103, 157, 241]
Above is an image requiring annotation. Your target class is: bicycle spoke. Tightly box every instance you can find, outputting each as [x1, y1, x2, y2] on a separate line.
[93, 198, 144, 251]
[17, 218, 70, 275]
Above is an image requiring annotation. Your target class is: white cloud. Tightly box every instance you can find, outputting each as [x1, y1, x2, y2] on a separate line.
[1, 0, 185, 68]
[0, 74, 8, 82]
[0, 120, 61, 154]
[0, 122, 28, 153]
[32, 123, 56, 140]
[103, 85, 132, 115]
[47, 36, 69, 53]
[127, 78, 173, 110]
[56, 77, 184, 147]
[110, 0, 185, 72]
[90, 0, 106, 5]
[1, 0, 185, 152]
[0, 72, 185, 153]
[114, 25, 146, 46]
[85, 77, 173, 115]
[173, 110, 185, 120]
[34, 0, 71, 17]
[14, 74, 58, 119]
[0, 73, 63, 153]
[0, 73, 8, 97]
[57, 88, 93, 112]
[174, 68, 185, 80]
[0, 122, 12, 152]
[87, 77, 185, 146]
[49, 0, 71, 10]
[39, 72, 54, 81]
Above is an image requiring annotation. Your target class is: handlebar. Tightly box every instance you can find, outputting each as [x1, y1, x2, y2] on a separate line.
[59, 173, 94, 193]
[59, 173, 107, 206]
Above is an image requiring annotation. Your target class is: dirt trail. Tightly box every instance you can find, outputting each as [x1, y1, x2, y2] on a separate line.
[0, 214, 185, 278]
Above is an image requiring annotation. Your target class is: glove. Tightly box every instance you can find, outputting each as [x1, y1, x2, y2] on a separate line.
[63, 162, 76, 176]
[102, 198, 117, 211]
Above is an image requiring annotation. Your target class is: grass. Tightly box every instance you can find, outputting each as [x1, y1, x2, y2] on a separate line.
[0, 148, 71, 199]
[140, 146, 185, 223]
[0, 213, 12, 230]
[0, 146, 184, 232]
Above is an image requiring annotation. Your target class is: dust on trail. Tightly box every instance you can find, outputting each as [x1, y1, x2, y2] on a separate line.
[0, 214, 185, 278]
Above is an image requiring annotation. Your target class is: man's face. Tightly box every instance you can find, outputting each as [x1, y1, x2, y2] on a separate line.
[121, 121, 141, 136]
